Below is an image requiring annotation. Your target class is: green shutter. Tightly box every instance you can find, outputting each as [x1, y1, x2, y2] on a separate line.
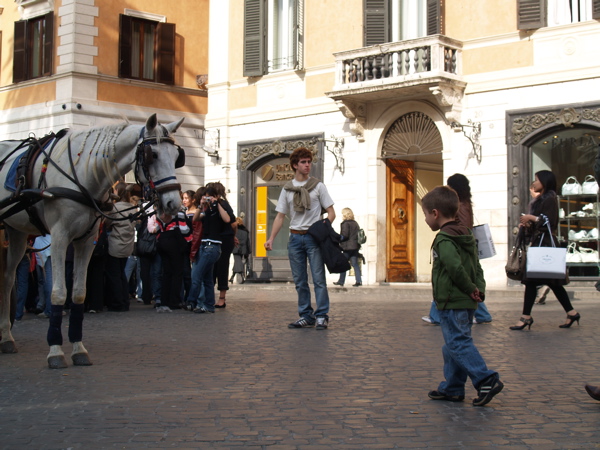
[517, 0, 546, 30]
[118, 14, 133, 79]
[42, 12, 54, 76]
[13, 20, 27, 83]
[157, 22, 176, 85]
[293, 0, 304, 70]
[364, 0, 388, 46]
[427, 0, 443, 35]
[593, 0, 600, 19]
[244, 0, 266, 77]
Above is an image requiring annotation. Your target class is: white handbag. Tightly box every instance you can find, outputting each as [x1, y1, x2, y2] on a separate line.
[581, 175, 599, 195]
[561, 176, 582, 196]
[565, 242, 582, 263]
[526, 216, 567, 279]
[579, 247, 599, 263]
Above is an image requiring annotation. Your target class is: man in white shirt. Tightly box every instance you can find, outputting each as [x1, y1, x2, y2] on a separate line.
[264, 147, 335, 330]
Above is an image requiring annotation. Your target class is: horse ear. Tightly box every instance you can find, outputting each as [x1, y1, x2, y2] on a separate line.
[164, 117, 184, 135]
[145, 114, 158, 133]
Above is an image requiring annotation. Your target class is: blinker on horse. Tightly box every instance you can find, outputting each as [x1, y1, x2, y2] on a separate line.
[0, 114, 185, 368]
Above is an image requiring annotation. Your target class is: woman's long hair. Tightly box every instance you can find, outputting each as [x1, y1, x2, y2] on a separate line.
[447, 173, 472, 205]
[535, 170, 557, 194]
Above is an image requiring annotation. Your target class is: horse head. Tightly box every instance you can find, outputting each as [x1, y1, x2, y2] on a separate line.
[135, 114, 185, 216]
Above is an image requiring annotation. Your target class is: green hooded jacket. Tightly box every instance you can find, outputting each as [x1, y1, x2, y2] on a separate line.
[431, 221, 486, 310]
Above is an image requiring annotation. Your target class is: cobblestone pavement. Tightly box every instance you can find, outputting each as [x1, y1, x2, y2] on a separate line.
[2, 283, 600, 449]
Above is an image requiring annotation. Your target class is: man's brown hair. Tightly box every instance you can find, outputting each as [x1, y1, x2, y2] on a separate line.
[421, 186, 459, 219]
[289, 147, 313, 172]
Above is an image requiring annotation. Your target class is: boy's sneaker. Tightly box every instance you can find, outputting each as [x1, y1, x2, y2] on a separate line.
[428, 390, 464, 402]
[473, 376, 504, 406]
[288, 317, 315, 328]
[422, 316, 432, 323]
[193, 306, 214, 314]
[316, 317, 328, 330]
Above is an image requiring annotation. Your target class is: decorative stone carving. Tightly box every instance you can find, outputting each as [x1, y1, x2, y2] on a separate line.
[335, 100, 365, 142]
[240, 137, 320, 170]
[429, 84, 464, 123]
[510, 107, 600, 144]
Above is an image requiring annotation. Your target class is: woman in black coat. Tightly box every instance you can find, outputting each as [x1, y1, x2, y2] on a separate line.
[333, 207, 362, 287]
[510, 170, 580, 330]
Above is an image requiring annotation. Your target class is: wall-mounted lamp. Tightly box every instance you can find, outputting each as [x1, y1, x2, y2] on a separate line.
[318, 136, 345, 174]
[451, 120, 482, 163]
[197, 128, 220, 160]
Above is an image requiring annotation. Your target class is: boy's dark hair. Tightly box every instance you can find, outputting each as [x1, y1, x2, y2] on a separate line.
[289, 147, 313, 172]
[422, 186, 459, 219]
[193, 186, 207, 205]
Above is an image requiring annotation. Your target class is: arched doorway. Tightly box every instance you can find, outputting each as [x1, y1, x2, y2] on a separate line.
[382, 111, 443, 282]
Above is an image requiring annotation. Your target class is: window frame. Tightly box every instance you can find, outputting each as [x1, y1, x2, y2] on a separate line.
[13, 12, 54, 83]
[518, 0, 600, 30]
[118, 14, 175, 85]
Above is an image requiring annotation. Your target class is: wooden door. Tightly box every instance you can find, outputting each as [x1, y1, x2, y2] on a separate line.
[386, 159, 415, 282]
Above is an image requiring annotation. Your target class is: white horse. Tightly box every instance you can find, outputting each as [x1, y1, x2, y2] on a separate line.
[0, 114, 185, 368]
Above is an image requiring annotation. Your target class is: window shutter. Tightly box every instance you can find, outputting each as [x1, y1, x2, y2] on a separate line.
[118, 14, 133, 79]
[42, 12, 54, 76]
[593, 0, 600, 19]
[293, 0, 304, 70]
[156, 22, 176, 85]
[13, 20, 27, 83]
[364, 0, 389, 46]
[427, 0, 443, 35]
[244, 0, 266, 77]
[517, 0, 546, 30]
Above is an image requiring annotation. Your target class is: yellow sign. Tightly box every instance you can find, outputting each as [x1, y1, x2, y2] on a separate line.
[256, 186, 267, 257]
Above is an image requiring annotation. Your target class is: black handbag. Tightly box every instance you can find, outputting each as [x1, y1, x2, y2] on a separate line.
[136, 221, 157, 257]
[505, 227, 527, 281]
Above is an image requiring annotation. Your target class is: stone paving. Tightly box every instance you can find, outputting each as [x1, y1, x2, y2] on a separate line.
[1, 283, 600, 449]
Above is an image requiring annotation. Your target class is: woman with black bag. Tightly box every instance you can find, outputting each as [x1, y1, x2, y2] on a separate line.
[510, 170, 581, 330]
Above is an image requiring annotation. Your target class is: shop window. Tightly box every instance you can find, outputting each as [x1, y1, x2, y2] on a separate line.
[364, 0, 442, 47]
[119, 14, 175, 85]
[243, 0, 304, 76]
[518, 0, 600, 30]
[13, 12, 53, 83]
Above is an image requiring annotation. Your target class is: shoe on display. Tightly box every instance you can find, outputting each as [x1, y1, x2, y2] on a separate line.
[573, 230, 588, 240]
[587, 228, 599, 239]
[568, 230, 577, 240]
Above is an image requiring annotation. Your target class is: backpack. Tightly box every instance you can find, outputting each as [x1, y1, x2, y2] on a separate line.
[357, 228, 367, 245]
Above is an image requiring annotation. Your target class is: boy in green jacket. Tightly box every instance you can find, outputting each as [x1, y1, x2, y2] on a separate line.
[422, 186, 503, 407]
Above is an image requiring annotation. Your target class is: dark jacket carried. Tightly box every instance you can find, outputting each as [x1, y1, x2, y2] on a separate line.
[308, 218, 350, 274]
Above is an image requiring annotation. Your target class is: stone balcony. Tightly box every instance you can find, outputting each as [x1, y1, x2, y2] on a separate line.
[326, 35, 466, 139]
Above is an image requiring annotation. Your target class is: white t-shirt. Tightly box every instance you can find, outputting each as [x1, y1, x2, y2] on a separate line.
[275, 178, 334, 231]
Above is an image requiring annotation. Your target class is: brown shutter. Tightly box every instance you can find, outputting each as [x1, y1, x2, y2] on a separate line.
[593, 0, 600, 19]
[42, 12, 54, 76]
[13, 20, 27, 83]
[364, 0, 389, 46]
[244, 0, 266, 76]
[427, 0, 443, 35]
[156, 22, 175, 85]
[118, 14, 133, 79]
[517, 0, 546, 30]
[293, 0, 304, 70]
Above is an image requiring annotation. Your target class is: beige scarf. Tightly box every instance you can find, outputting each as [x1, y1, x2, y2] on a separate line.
[283, 177, 320, 212]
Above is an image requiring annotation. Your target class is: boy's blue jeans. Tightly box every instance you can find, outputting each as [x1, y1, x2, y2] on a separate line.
[287, 233, 329, 320]
[437, 309, 497, 396]
[429, 300, 492, 324]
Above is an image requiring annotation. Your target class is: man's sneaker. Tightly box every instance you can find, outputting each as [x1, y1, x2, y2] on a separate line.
[194, 306, 214, 314]
[316, 317, 328, 330]
[422, 316, 432, 323]
[428, 390, 465, 402]
[288, 317, 315, 328]
[473, 376, 504, 406]
[161, 306, 172, 313]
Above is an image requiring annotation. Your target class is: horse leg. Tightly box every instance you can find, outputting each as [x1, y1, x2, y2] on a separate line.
[68, 231, 96, 366]
[0, 228, 27, 354]
[45, 235, 69, 369]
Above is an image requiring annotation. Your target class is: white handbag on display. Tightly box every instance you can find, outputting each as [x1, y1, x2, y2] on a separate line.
[561, 176, 583, 196]
[581, 175, 599, 195]
[565, 243, 582, 263]
[579, 247, 599, 263]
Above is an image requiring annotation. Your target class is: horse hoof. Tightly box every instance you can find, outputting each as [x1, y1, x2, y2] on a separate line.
[0, 341, 18, 354]
[47, 355, 68, 369]
[71, 352, 93, 366]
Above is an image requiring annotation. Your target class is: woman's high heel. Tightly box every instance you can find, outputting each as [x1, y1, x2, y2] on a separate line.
[509, 317, 534, 330]
[559, 312, 580, 328]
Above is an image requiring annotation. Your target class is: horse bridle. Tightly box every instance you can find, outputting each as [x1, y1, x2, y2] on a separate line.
[134, 126, 185, 202]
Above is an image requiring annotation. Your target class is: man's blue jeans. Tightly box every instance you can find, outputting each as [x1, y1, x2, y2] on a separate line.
[429, 300, 492, 324]
[188, 242, 221, 311]
[437, 309, 497, 396]
[288, 233, 329, 320]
